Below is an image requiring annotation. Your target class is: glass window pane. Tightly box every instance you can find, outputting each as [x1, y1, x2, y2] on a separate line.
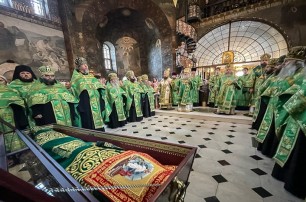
[194, 20, 288, 66]
[31, 0, 45, 16]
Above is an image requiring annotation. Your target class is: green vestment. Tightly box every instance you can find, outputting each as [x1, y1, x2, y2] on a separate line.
[216, 75, 241, 114]
[245, 65, 267, 115]
[256, 70, 304, 144]
[178, 78, 193, 105]
[236, 74, 251, 107]
[70, 70, 111, 129]
[191, 75, 203, 104]
[208, 74, 221, 105]
[9, 79, 38, 99]
[106, 83, 127, 122]
[252, 74, 276, 122]
[170, 78, 180, 106]
[0, 85, 27, 152]
[121, 80, 143, 118]
[274, 79, 306, 166]
[140, 83, 155, 114]
[26, 81, 80, 127]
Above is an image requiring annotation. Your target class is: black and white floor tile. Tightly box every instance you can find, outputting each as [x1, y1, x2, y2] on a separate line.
[106, 110, 303, 202]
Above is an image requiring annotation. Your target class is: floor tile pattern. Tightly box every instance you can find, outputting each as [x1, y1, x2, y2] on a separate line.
[106, 111, 303, 202]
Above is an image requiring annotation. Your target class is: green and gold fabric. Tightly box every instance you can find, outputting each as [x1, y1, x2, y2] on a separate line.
[26, 81, 80, 127]
[177, 78, 193, 106]
[256, 69, 304, 143]
[273, 80, 306, 166]
[9, 79, 38, 99]
[70, 70, 111, 128]
[170, 78, 180, 106]
[245, 65, 267, 114]
[208, 74, 221, 105]
[32, 127, 123, 185]
[106, 83, 127, 122]
[215, 75, 241, 114]
[0, 85, 27, 152]
[121, 80, 143, 118]
[191, 75, 203, 104]
[236, 74, 251, 107]
[140, 82, 155, 113]
[252, 73, 277, 122]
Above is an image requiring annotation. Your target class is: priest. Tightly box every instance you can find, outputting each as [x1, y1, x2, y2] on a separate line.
[0, 75, 28, 153]
[27, 66, 80, 127]
[121, 70, 143, 122]
[105, 73, 127, 129]
[190, 68, 203, 107]
[245, 53, 271, 116]
[9, 65, 38, 99]
[215, 67, 241, 115]
[158, 68, 172, 109]
[140, 74, 155, 117]
[70, 57, 110, 131]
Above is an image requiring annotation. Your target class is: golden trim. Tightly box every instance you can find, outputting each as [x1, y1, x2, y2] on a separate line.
[53, 126, 191, 156]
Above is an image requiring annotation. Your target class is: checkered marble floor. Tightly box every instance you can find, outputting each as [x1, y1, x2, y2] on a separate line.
[105, 110, 303, 202]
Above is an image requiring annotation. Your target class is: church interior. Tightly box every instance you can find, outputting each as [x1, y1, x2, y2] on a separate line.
[0, 0, 306, 201]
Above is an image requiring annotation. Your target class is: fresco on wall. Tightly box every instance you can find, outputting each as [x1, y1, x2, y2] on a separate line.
[0, 14, 69, 80]
[115, 36, 141, 76]
[148, 39, 162, 79]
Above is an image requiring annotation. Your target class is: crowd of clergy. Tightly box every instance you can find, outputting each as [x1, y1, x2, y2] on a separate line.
[0, 57, 160, 153]
[0, 45, 306, 199]
[207, 46, 306, 199]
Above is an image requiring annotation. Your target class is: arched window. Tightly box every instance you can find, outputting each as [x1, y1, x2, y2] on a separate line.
[0, 0, 12, 7]
[103, 44, 112, 70]
[194, 20, 289, 67]
[31, 0, 49, 17]
[103, 42, 117, 72]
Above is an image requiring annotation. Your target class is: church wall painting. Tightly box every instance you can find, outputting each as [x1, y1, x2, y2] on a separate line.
[0, 14, 69, 80]
[115, 36, 141, 78]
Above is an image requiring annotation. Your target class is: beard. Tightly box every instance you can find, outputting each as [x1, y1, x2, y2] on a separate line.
[77, 69, 89, 75]
[261, 63, 267, 68]
[277, 61, 299, 78]
[265, 68, 274, 74]
[41, 78, 56, 85]
[111, 81, 119, 88]
[130, 78, 136, 83]
[19, 77, 34, 82]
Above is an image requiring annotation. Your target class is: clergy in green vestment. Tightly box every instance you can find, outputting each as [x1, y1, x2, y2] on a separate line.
[0, 75, 28, 152]
[252, 58, 278, 124]
[106, 73, 127, 129]
[140, 74, 155, 117]
[9, 65, 38, 99]
[245, 53, 271, 116]
[170, 72, 180, 106]
[251, 56, 285, 130]
[121, 70, 143, 122]
[256, 47, 305, 158]
[271, 47, 306, 199]
[215, 67, 241, 115]
[177, 68, 193, 112]
[236, 68, 251, 109]
[190, 68, 204, 107]
[26, 66, 80, 127]
[208, 67, 221, 107]
[158, 68, 172, 109]
[70, 57, 111, 131]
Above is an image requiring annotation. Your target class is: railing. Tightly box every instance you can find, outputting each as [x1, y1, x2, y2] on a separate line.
[194, 0, 271, 19]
